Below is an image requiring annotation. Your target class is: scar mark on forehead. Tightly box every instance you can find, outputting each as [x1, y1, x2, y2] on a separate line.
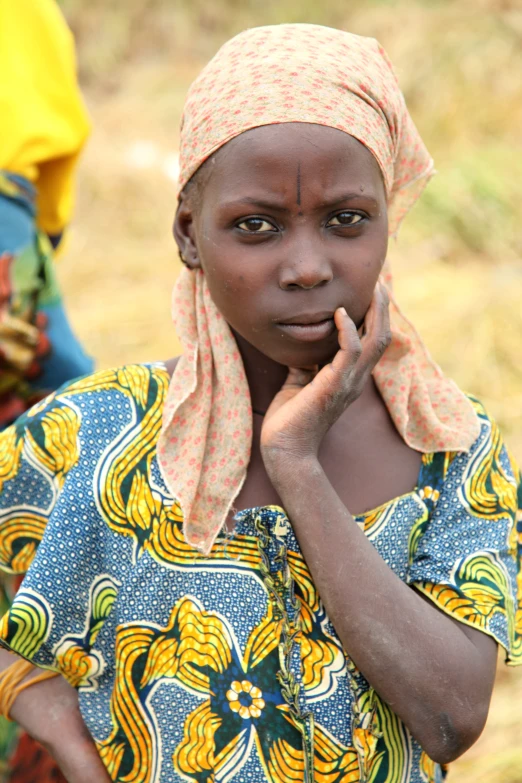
[296, 162, 301, 206]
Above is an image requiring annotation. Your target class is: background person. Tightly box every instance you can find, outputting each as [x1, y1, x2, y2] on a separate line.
[0, 0, 93, 429]
[0, 1, 93, 780]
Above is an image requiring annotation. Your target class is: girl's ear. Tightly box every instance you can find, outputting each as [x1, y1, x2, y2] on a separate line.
[173, 193, 201, 270]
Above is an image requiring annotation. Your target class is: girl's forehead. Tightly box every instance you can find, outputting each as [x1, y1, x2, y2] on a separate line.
[178, 25, 433, 233]
[201, 123, 386, 197]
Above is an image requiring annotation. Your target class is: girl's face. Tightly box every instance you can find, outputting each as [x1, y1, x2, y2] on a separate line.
[174, 123, 388, 368]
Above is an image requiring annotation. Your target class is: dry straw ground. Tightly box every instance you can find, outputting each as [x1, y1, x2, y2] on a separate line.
[59, 1, 522, 779]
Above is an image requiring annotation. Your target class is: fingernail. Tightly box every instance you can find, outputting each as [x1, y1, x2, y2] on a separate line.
[340, 306, 347, 316]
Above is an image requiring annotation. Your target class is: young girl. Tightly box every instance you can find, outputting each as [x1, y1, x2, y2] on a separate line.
[0, 24, 519, 783]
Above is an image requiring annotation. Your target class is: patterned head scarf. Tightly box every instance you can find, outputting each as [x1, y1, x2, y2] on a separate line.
[157, 24, 480, 554]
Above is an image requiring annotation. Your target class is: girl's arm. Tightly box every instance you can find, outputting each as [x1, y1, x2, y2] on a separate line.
[0, 649, 111, 782]
[260, 285, 498, 765]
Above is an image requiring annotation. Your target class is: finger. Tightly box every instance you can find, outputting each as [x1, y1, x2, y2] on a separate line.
[276, 311, 362, 420]
[331, 307, 361, 373]
[359, 282, 391, 367]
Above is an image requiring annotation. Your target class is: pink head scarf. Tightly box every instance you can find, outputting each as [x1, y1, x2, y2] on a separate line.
[157, 24, 480, 554]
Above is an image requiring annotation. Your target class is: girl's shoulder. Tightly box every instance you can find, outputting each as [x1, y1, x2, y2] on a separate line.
[420, 393, 520, 511]
[0, 363, 173, 576]
[47, 360, 171, 407]
[0, 362, 171, 495]
[3, 361, 171, 439]
[465, 393, 520, 480]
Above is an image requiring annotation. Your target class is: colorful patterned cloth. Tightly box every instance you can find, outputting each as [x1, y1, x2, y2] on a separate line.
[159, 25, 480, 556]
[0, 173, 91, 783]
[0, 3, 90, 778]
[0, 172, 94, 428]
[0, 365, 520, 783]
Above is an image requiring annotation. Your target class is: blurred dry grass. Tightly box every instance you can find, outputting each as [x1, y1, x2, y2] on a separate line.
[57, 1, 522, 779]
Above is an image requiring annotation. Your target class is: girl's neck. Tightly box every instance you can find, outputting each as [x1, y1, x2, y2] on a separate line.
[232, 329, 381, 420]
[166, 331, 377, 419]
[232, 330, 288, 415]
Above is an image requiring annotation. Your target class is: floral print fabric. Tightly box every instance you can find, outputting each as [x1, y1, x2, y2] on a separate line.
[158, 269, 252, 553]
[0, 365, 519, 783]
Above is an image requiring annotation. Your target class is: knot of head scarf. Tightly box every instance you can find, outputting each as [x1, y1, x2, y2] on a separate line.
[157, 24, 480, 554]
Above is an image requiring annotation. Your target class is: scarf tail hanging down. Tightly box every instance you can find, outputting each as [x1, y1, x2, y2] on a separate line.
[157, 24, 480, 553]
[157, 270, 252, 553]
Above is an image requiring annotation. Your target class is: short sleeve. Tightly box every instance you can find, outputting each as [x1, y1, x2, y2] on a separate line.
[0, 389, 119, 687]
[0, 392, 80, 576]
[407, 399, 522, 665]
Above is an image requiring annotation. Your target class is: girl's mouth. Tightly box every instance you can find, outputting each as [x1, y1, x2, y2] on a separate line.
[276, 317, 336, 342]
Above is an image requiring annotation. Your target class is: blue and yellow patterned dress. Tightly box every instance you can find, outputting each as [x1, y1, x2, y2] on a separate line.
[0, 363, 520, 783]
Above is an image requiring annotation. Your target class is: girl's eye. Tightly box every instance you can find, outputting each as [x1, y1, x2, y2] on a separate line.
[236, 218, 277, 233]
[327, 212, 364, 227]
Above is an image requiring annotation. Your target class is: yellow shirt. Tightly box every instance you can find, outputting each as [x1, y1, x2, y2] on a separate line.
[0, 0, 90, 236]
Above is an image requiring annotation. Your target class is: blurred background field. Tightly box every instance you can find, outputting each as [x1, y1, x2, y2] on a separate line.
[57, 1, 522, 780]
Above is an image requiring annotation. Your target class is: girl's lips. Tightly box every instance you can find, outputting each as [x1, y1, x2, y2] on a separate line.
[277, 318, 336, 342]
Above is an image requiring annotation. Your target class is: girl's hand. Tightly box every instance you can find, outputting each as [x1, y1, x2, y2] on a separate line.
[260, 282, 391, 468]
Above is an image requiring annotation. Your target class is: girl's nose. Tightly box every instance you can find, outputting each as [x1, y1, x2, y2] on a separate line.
[279, 250, 334, 291]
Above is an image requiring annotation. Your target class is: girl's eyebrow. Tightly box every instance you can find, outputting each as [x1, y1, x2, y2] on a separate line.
[220, 196, 291, 213]
[326, 192, 379, 208]
[219, 192, 378, 212]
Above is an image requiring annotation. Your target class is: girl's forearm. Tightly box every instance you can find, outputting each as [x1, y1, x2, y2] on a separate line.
[48, 736, 112, 783]
[265, 455, 496, 764]
[0, 649, 111, 782]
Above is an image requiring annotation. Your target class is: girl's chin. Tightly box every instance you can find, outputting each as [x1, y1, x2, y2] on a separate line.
[230, 327, 339, 369]
[264, 342, 339, 370]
